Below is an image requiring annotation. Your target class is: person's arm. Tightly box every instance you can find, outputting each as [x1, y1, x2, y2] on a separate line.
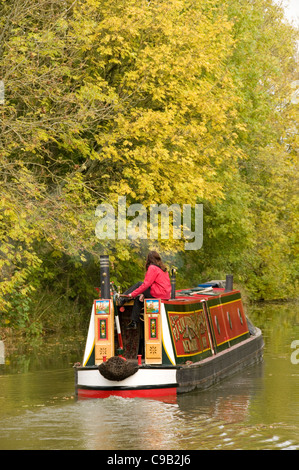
[129, 266, 158, 298]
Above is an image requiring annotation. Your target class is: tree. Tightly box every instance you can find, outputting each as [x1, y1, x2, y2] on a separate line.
[0, 0, 298, 332]
[180, 0, 299, 300]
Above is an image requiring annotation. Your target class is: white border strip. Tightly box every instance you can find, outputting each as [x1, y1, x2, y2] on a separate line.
[83, 304, 95, 366]
[161, 303, 175, 365]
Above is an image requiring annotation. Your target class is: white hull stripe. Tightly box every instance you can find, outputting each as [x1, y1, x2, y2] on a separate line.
[77, 368, 178, 388]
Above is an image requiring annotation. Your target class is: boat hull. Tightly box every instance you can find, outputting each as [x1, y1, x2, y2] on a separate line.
[177, 327, 264, 393]
[75, 365, 178, 400]
[75, 328, 264, 400]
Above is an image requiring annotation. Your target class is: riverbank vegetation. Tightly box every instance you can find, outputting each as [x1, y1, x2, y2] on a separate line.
[0, 0, 298, 335]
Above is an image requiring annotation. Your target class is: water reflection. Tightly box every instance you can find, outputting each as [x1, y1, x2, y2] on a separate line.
[0, 302, 299, 450]
[177, 363, 264, 424]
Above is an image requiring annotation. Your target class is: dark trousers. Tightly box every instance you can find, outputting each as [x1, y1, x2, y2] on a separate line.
[123, 282, 152, 322]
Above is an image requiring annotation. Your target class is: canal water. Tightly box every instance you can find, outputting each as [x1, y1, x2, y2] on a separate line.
[0, 302, 298, 450]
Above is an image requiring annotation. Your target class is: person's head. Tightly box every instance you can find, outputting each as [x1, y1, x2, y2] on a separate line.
[145, 251, 167, 272]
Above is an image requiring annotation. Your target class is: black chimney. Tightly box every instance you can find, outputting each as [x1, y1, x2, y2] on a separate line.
[171, 268, 176, 299]
[100, 255, 110, 298]
[225, 274, 233, 292]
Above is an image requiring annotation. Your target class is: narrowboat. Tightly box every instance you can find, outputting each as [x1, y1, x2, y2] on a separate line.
[74, 256, 264, 400]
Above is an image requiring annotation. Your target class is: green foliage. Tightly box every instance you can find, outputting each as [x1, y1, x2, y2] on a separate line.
[0, 0, 298, 334]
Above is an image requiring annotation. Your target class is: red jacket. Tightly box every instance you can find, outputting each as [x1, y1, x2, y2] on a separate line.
[131, 265, 171, 300]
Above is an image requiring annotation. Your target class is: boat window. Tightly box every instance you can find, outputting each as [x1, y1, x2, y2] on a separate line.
[214, 315, 221, 334]
[227, 311, 232, 329]
[238, 308, 243, 325]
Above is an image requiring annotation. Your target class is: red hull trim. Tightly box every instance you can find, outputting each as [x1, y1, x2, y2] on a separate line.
[77, 387, 177, 400]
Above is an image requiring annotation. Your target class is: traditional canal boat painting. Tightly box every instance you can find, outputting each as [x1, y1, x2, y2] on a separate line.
[74, 257, 264, 400]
